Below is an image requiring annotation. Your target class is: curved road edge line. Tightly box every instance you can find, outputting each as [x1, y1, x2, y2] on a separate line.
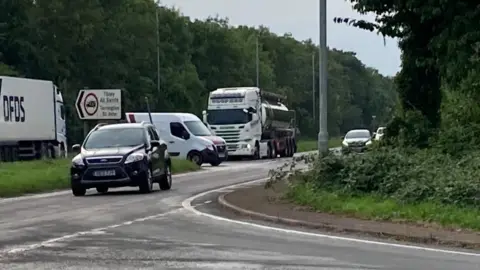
[181, 179, 480, 257]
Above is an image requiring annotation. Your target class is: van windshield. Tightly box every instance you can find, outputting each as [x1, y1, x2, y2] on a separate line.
[184, 121, 212, 136]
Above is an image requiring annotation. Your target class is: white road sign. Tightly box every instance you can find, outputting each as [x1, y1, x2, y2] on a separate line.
[75, 89, 122, 120]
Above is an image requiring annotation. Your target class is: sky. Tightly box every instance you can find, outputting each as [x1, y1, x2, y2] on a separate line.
[160, 0, 401, 77]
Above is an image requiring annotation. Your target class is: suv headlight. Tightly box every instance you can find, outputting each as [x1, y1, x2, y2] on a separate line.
[366, 140, 372, 146]
[207, 144, 215, 151]
[72, 155, 84, 167]
[342, 141, 348, 147]
[125, 153, 144, 164]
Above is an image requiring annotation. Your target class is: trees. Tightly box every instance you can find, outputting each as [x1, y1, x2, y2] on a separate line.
[0, 1, 395, 144]
[336, 0, 480, 149]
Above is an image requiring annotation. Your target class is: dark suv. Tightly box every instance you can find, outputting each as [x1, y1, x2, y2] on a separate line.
[70, 122, 172, 196]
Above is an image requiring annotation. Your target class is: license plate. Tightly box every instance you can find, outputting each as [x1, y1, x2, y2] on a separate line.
[93, 170, 116, 177]
[218, 153, 225, 158]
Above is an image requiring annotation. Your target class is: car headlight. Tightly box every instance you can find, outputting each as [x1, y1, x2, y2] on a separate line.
[206, 144, 215, 151]
[342, 141, 348, 147]
[72, 155, 84, 166]
[125, 153, 144, 164]
[366, 140, 372, 145]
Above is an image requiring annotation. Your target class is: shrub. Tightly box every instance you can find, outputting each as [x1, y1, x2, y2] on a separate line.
[272, 147, 480, 208]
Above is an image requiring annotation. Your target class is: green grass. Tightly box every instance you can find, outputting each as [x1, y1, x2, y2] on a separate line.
[288, 182, 480, 231]
[296, 138, 342, 152]
[0, 158, 199, 198]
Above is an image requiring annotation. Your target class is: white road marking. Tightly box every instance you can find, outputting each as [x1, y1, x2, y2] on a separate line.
[181, 179, 480, 257]
[1, 208, 183, 254]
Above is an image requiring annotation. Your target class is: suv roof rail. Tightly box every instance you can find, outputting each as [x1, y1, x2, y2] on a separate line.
[139, 121, 153, 126]
[92, 122, 109, 131]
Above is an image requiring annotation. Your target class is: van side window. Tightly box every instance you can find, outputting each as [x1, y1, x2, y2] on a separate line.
[170, 122, 187, 139]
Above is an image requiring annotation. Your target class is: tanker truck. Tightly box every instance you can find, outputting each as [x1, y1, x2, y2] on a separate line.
[202, 87, 297, 159]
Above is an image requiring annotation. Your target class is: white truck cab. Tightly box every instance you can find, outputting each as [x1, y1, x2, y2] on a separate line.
[125, 112, 227, 166]
[203, 87, 296, 159]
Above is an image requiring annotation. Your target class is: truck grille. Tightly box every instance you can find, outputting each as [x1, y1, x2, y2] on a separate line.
[214, 130, 240, 151]
[85, 156, 123, 164]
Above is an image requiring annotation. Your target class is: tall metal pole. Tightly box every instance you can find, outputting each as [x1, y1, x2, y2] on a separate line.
[312, 53, 315, 122]
[256, 36, 259, 87]
[156, 7, 160, 94]
[318, 0, 329, 155]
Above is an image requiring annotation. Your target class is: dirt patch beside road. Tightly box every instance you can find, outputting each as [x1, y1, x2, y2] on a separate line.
[220, 183, 480, 250]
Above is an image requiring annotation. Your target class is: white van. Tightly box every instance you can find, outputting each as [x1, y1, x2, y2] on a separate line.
[125, 112, 227, 166]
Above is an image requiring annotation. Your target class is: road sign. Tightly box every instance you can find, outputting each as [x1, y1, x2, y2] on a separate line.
[75, 89, 122, 120]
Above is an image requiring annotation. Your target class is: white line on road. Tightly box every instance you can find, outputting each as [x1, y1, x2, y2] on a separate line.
[1, 208, 184, 254]
[181, 179, 480, 258]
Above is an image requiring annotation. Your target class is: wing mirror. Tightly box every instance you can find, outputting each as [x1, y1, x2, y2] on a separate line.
[72, 144, 81, 152]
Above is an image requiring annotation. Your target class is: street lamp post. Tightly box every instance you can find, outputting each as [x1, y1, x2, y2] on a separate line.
[156, 6, 160, 94]
[318, 0, 329, 155]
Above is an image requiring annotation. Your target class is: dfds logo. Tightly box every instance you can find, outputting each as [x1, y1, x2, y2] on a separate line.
[0, 78, 26, 122]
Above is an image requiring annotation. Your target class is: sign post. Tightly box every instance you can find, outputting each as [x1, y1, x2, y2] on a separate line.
[75, 89, 122, 137]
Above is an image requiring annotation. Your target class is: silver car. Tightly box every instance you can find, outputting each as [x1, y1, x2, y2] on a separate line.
[341, 129, 373, 153]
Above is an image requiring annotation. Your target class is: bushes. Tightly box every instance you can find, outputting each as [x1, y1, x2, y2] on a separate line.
[280, 147, 480, 208]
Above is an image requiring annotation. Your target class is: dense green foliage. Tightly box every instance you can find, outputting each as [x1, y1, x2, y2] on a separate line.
[282, 0, 480, 221]
[0, 0, 396, 144]
[294, 149, 480, 207]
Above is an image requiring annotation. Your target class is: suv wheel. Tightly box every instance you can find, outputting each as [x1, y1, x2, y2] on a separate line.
[139, 168, 153, 193]
[159, 162, 172, 190]
[96, 187, 108, 193]
[72, 184, 86, 196]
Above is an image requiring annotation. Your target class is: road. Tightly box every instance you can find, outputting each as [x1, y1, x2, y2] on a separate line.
[0, 154, 478, 269]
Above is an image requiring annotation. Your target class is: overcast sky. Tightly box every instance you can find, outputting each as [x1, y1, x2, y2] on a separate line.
[160, 0, 401, 76]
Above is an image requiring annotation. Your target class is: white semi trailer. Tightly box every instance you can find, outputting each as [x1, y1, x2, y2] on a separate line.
[0, 76, 68, 161]
[202, 87, 296, 159]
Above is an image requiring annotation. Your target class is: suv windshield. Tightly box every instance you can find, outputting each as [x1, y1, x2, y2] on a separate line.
[207, 109, 250, 125]
[184, 121, 212, 136]
[345, 130, 371, 139]
[83, 128, 146, 149]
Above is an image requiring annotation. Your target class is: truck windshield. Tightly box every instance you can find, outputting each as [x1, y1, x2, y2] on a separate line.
[83, 128, 146, 149]
[207, 109, 250, 125]
[184, 121, 212, 136]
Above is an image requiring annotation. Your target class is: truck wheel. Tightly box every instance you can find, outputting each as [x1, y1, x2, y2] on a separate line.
[253, 143, 260, 160]
[139, 168, 153, 193]
[159, 162, 172, 190]
[285, 139, 291, 157]
[187, 151, 203, 166]
[287, 138, 295, 157]
[96, 187, 108, 193]
[72, 185, 86, 196]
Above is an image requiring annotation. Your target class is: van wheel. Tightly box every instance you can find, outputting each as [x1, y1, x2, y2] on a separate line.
[139, 168, 153, 193]
[187, 151, 203, 166]
[159, 162, 172, 190]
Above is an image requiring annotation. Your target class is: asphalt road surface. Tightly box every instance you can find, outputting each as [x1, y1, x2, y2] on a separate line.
[0, 153, 479, 269]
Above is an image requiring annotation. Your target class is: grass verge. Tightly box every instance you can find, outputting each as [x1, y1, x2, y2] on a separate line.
[0, 158, 199, 198]
[296, 138, 342, 152]
[287, 182, 480, 231]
